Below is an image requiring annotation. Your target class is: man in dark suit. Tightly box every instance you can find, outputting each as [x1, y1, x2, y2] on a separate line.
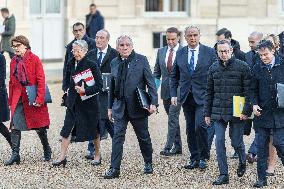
[62, 22, 96, 92]
[154, 27, 183, 156]
[251, 40, 284, 188]
[85, 29, 118, 161]
[171, 26, 217, 170]
[245, 31, 263, 164]
[104, 35, 158, 179]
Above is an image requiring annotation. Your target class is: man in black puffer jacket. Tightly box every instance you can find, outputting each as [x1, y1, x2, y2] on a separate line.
[204, 40, 251, 186]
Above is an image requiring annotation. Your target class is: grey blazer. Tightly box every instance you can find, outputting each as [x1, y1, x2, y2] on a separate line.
[153, 45, 182, 100]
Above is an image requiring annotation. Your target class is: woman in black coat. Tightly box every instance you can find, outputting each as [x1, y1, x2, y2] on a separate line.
[0, 54, 12, 146]
[52, 40, 102, 167]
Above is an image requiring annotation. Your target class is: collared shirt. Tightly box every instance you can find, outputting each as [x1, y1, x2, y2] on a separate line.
[165, 43, 180, 65]
[270, 56, 275, 68]
[97, 46, 108, 62]
[188, 44, 199, 69]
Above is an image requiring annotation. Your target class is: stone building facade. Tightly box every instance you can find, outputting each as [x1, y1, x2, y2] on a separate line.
[0, 0, 284, 65]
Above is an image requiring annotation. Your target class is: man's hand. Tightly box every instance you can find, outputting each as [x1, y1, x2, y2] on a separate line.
[75, 82, 85, 94]
[240, 114, 248, 120]
[108, 109, 114, 122]
[147, 104, 157, 114]
[253, 105, 262, 117]
[171, 97, 178, 106]
[33, 102, 42, 107]
[205, 117, 211, 126]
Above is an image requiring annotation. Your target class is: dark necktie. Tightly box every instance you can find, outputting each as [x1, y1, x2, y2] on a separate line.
[98, 52, 103, 66]
[167, 48, 174, 72]
[189, 50, 195, 74]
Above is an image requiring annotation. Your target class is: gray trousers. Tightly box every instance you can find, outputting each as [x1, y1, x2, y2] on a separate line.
[163, 99, 182, 152]
[214, 120, 246, 175]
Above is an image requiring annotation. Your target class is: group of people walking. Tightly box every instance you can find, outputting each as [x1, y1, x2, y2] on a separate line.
[0, 4, 284, 188]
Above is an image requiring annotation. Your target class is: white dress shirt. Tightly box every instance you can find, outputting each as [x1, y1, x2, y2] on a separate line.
[97, 46, 108, 63]
[165, 43, 180, 65]
[188, 44, 199, 70]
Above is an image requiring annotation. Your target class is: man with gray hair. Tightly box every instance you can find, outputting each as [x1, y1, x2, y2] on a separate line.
[85, 29, 118, 161]
[104, 35, 158, 179]
[171, 25, 217, 171]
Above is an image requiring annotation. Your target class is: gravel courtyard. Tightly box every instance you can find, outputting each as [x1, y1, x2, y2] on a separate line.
[0, 83, 283, 189]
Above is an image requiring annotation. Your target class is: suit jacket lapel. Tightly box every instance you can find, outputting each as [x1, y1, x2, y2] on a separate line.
[161, 47, 168, 73]
[126, 55, 138, 80]
[194, 44, 203, 72]
[183, 47, 191, 72]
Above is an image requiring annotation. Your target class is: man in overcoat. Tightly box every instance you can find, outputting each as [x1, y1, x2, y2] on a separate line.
[251, 40, 284, 188]
[104, 35, 158, 179]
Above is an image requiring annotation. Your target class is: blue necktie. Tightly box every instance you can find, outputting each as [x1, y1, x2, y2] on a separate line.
[98, 52, 103, 66]
[189, 50, 195, 74]
[266, 64, 272, 70]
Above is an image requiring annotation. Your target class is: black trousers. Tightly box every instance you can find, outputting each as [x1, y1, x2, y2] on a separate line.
[110, 113, 153, 170]
[182, 93, 209, 161]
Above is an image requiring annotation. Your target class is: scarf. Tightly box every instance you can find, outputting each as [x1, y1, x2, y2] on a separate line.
[13, 55, 29, 86]
[114, 50, 135, 99]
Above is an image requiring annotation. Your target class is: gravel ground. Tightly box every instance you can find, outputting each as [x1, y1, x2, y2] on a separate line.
[0, 83, 283, 189]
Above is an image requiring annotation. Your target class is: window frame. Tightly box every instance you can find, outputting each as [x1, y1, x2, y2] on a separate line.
[144, 0, 189, 17]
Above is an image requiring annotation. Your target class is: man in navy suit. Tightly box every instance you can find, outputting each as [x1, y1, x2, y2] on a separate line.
[104, 35, 158, 179]
[171, 25, 217, 170]
[154, 27, 183, 156]
[85, 29, 118, 161]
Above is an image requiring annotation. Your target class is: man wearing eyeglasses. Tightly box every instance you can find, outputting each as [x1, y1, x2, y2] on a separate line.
[62, 22, 96, 92]
[204, 40, 251, 185]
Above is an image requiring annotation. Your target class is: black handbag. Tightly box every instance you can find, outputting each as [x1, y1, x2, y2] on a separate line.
[276, 83, 284, 108]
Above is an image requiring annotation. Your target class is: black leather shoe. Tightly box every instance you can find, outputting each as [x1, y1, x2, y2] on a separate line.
[160, 150, 171, 156]
[104, 168, 120, 179]
[212, 175, 229, 185]
[237, 163, 246, 177]
[170, 149, 182, 155]
[184, 160, 199, 170]
[266, 172, 275, 176]
[144, 163, 153, 174]
[253, 179, 267, 188]
[52, 158, 67, 168]
[199, 160, 207, 170]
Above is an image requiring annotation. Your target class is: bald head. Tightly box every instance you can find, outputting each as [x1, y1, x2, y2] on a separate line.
[248, 31, 263, 51]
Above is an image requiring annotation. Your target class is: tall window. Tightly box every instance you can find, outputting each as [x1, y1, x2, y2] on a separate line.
[282, 0, 284, 12]
[145, 0, 189, 16]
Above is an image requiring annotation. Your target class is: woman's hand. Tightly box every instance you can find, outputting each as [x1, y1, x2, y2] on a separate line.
[75, 82, 85, 94]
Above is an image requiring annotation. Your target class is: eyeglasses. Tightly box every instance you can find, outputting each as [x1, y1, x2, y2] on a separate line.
[71, 49, 84, 53]
[11, 43, 23, 49]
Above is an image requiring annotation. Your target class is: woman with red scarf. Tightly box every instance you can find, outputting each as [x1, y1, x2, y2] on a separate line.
[5, 35, 52, 166]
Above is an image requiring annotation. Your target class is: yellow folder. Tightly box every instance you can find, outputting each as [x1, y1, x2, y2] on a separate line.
[233, 96, 254, 119]
[233, 96, 245, 117]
